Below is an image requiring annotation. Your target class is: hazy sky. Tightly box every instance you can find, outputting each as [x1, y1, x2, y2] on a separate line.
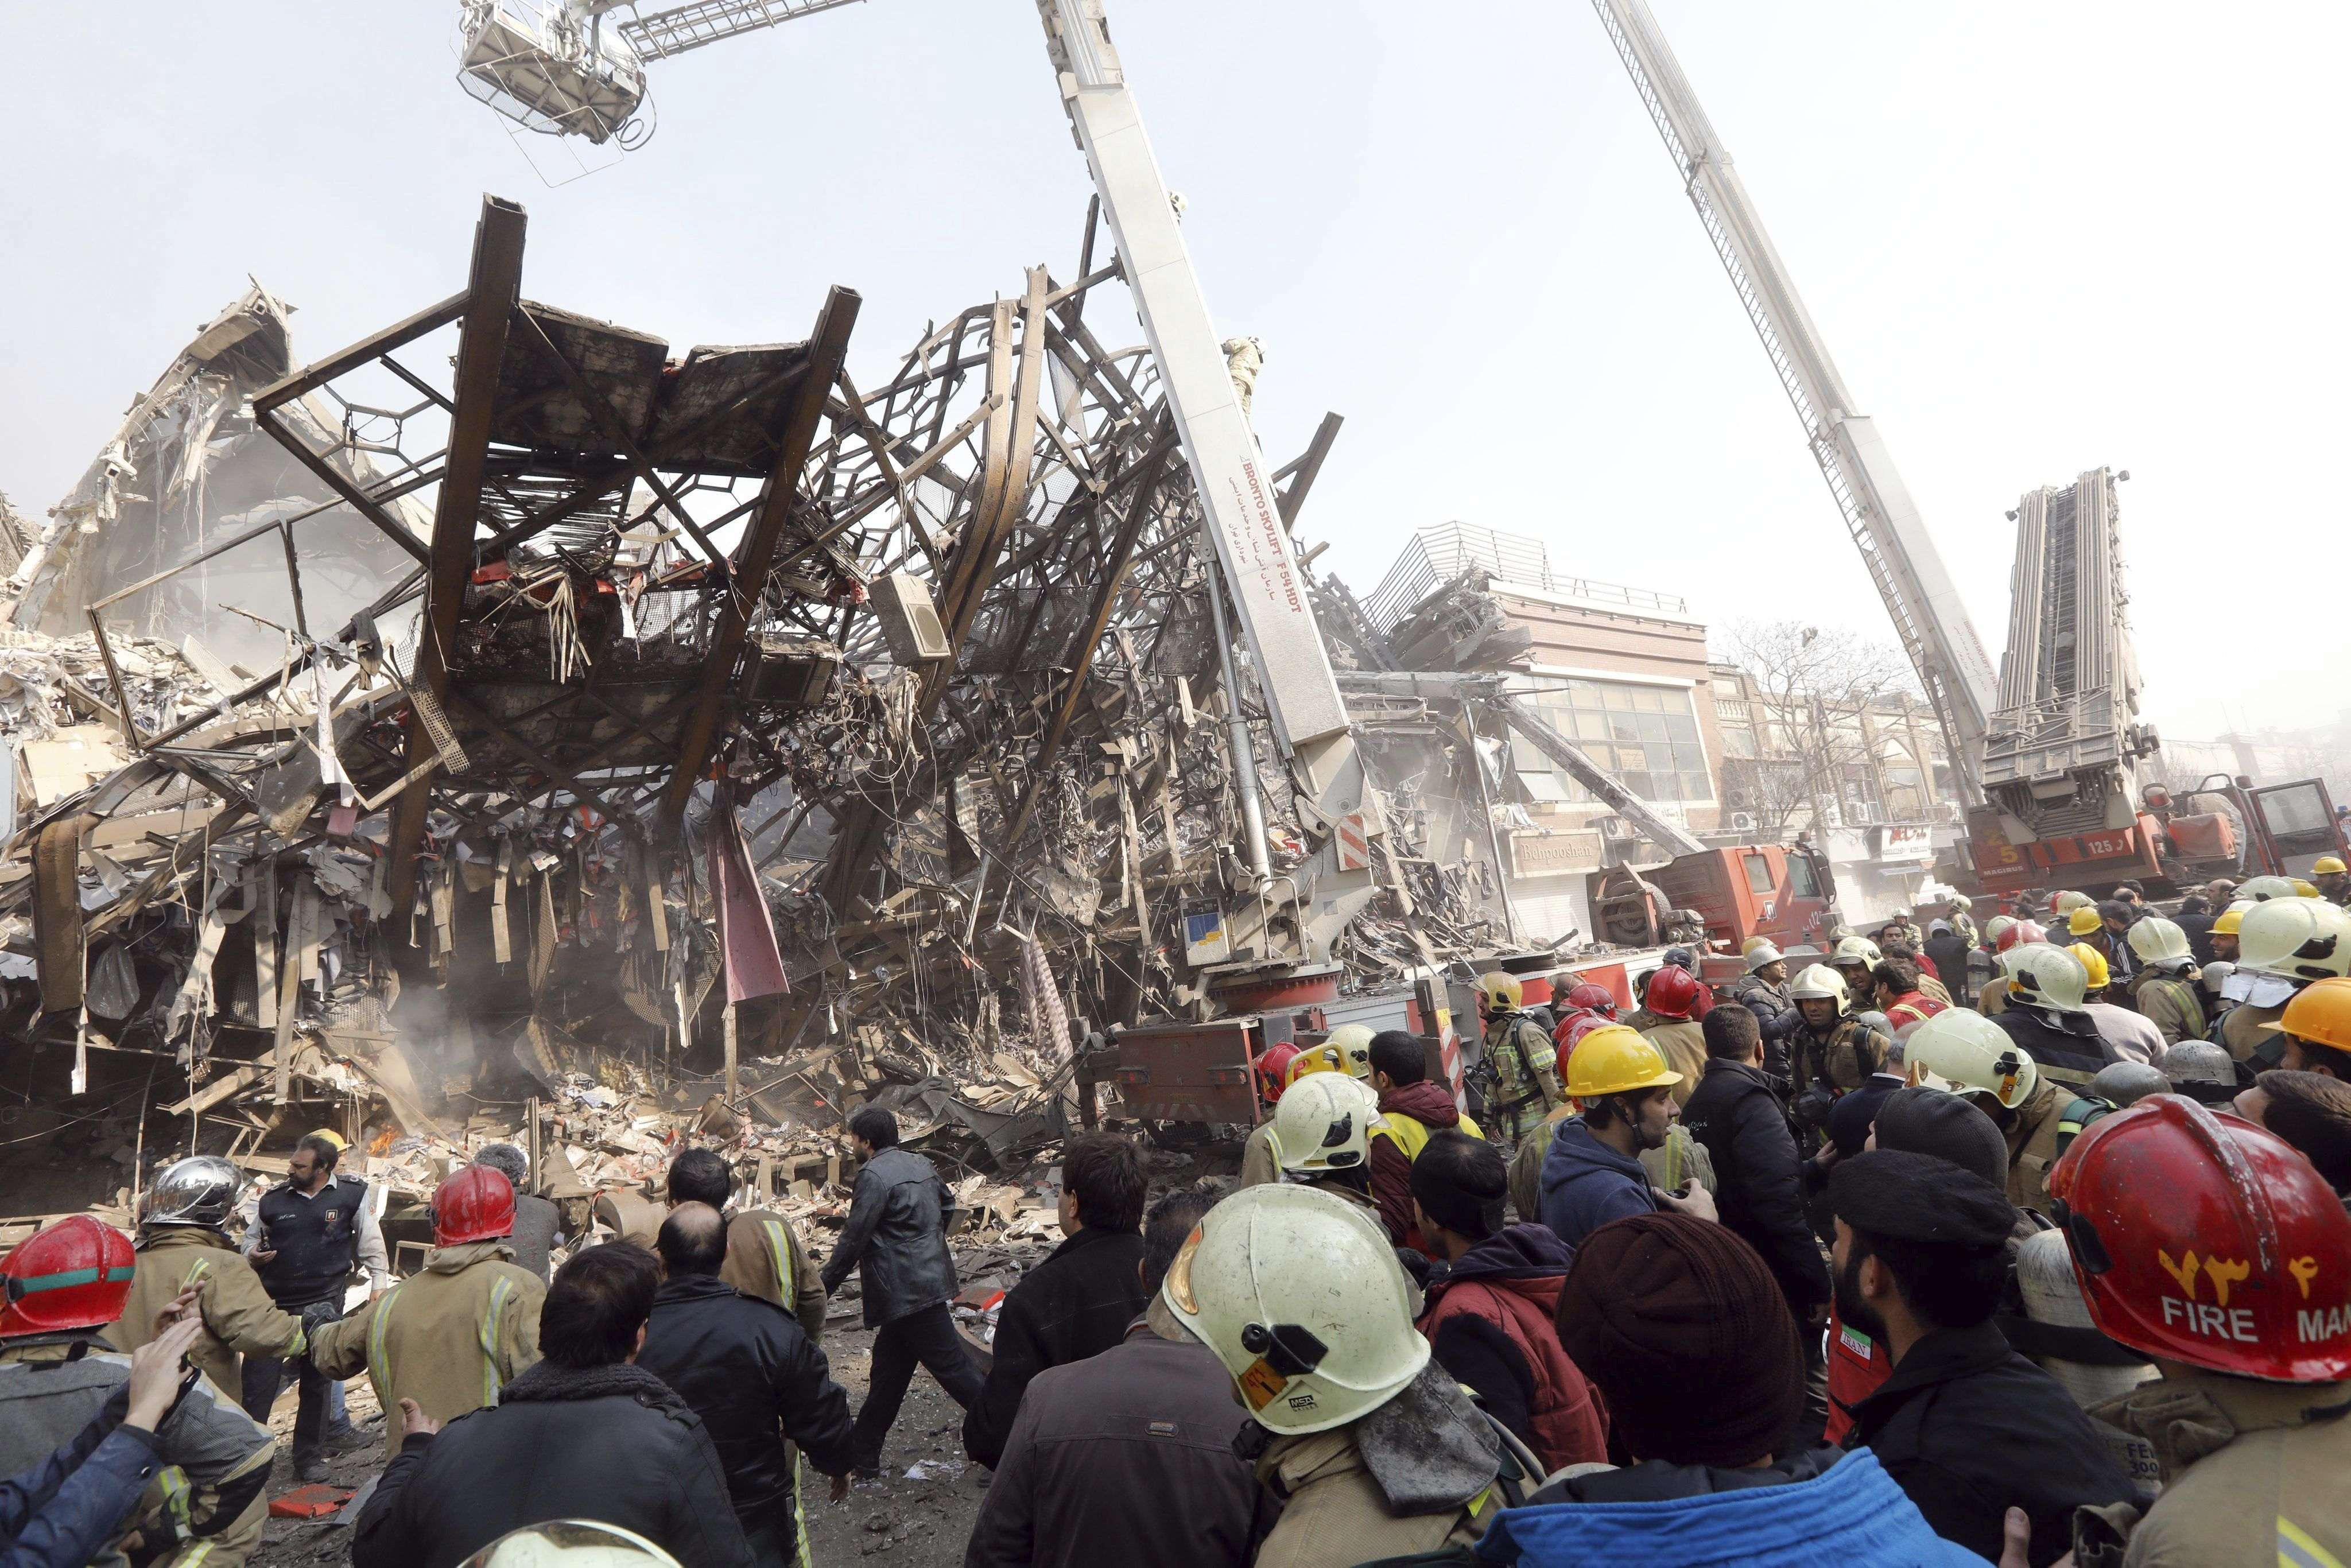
[6, 2, 2344, 742]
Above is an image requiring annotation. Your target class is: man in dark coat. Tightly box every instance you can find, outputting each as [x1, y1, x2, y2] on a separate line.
[963, 1134, 1149, 1469]
[1832, 1151, 2140, 1564]
[964, 1193, 1274, 1568]
[1678, 1004, 1830, 1450]
[471, 1144, 561, 1283]
[638, 1204, 858, 1566]
[2173, 891, 2217, 966]
[354, 1244, 753, 1568]
[821, 1107, 982, 1474]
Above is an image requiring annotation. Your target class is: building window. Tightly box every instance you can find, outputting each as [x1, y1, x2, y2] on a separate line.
[1516, 677, 1713, 804]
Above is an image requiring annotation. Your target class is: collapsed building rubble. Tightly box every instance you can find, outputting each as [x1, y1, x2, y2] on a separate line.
[0, 193, 1607, 1274]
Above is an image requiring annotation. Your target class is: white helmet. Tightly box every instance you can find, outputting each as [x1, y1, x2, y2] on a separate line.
[1831, 936, 1881, 969]
[1323, 1024, 1376, 1081]
[1790, 964, 1850, 1007]
[1984, 915, 2016, 949]
[1745, 941, 1786, 974]
[2125, 916, 2192, 967]
[458, 1522, 682, 1567]
[2005, 942, 2090, 1013]
[2234, 898, 2351, 986]
[1271, 1073, 1381, 1175]
[1950, 894, 1974, 912]
[1904, 1008, 2041, 1109]
[1160, 1182, 1428, 1434]
[2052, 890, 2095, 916]
[2237, 875, 2301, 902]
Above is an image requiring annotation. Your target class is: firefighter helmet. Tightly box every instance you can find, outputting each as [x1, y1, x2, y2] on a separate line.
[2234, 898, 2351, 984]
[2126, 917, 2193, 967]
[2067, 905, 2105, 937]
[143, 1155, 242, 1232]
[1, 1216, 138, 1338]
[2089, 1060, 2169, 1107]
[1997, 919, 2049, 952]
[2050, 1094, 2351, 1381]
[1286, 1043, 1348, 1084]
[1324, 1025, 1375, 1081]
[2008, 943, 2091, 1012]
[1562, 982, 1618, 1019]
[1790, 964, 1850, 1007]
[458, 1521, 684, 1567]
[1558, 1012, 1614, 1064]
[1745, 941, 1785, 974]
[1984, 915, 2016, 949]
[1950, 894, 1974, 912]
[1563, 1025, 1683, 1101]
[2237, 875, 2300, 902]
[1477, 973, 1523, 1012]
[1159, 1182, 1427, 1434]
[1831, 935, 1882, 969]
[2158, 1040, 2234, 1088]
[2053, 891, 2095, 916]
[1643, 964, 1701, 1021]
[1904, 1008, 2041, 1109]
[1256, 1042, 1302, 1104]
[1271, 1074, 1380, 1175]
[2067, 942, 2113, 993]
[433, 1163, 515, 1246]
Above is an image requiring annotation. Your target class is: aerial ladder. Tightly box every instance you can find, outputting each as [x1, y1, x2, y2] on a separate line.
[1586, 0, 2000, 805]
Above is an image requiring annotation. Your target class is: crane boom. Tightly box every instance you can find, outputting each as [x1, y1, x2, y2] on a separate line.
[1588, 0, 1998, 803]
[614, 0, 864, 61]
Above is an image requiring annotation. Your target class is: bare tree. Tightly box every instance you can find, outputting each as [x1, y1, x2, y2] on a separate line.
[1716, 620, 1918, 836]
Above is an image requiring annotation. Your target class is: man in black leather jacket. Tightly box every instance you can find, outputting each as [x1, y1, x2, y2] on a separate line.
[638, 1204, 856, 1567]
[820, 1107, 982, 1474]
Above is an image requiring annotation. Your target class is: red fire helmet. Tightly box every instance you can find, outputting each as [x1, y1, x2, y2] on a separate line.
[1997, 920, 2048, 953]
[1563, 983, 1619, 1019]
[1644, 964, 1701, 1022]
[2050, 1094, 2351, 1382]
[1255, 1042, 1301, 1104]
[1, 1215, 138, 1338]
[436, 1164, 517, 1247]
[1558, 1012, 1614, 1069]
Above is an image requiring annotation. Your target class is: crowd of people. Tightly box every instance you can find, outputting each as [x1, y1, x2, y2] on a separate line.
[3, 876, 2350, 1567]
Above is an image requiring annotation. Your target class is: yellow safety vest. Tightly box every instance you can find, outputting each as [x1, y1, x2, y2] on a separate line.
[1374, 1106, 1485, 1162]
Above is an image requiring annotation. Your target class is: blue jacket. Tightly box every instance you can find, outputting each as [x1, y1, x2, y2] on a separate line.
[1536, 1119, 1658, 1248]
[1472, 1448, 1980, 1566]
[0, 1404, 160, 1568]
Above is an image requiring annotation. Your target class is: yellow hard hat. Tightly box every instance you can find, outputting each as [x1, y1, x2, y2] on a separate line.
[306, 1128, 350, 1152]
[2212, 902, 2249, 937]
[1285, 1044, 1345, 1085]
[2265, 975, 2351, 1054]
[2066, 905, 2104, 937]
[1564, 1024, 1683, 1100]
[2291, 878, 2322, 898]
[1739, 936, 1773, 956]
[2067, 941, 2112, 992]
[2315, 856, 2349, 876]
[1477, 972, 1523, 1011]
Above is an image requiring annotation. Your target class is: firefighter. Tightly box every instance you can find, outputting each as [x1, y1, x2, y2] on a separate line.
[309, 1165, 545, 1464]
[0, 1216, 277, 1568]
[107, 1155, 311, 1403]
[2218, 898, 2351, 1064]
[1947, 892, 1980, 952]
[1979, 921, 2048, 1018]
[2051, 1096, 2351, 1565]
[1163, 1185, 1503, 1566]
[1905, 1008, 2065, 1217]
[1785, 964, 1889, 1128]
[1828, 934, 1882, 1002]
[2125, 915, 2208, 1047]
[2315, 854, 2351, 907]
[1236, 1042, 1301, 1189]
[1475, 973, 1565, 1148]
[1725, 941, 1803, 1080]
[1631, 964, 1709, 1107]
[1270, 1072, 1387, 1218]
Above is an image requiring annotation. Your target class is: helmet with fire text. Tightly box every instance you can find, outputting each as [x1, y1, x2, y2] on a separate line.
[1905, 1009, 2040, 1109]
[1, 1216, 138, 1338]
[1643, 964, 1701, 1022]
[1160, 1182, 1426, 1434]
[1271, 1074, 1382, 1175]
[1323, 1025, 1375, 1082]
[2050, 1094, 2351, 1381]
